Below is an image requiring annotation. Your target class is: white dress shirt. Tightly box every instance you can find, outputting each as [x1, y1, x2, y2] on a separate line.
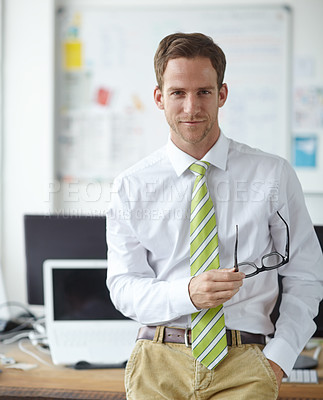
[106, 132, 323, 376]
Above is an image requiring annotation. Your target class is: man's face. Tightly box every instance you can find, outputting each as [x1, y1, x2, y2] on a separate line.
[154, 57, 228, 155]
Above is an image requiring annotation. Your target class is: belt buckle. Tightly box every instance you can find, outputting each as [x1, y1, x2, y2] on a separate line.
[184, 328, 190, 347]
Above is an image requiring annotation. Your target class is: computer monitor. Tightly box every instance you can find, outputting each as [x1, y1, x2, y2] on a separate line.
[270, 225, 323, 338]
[313, 225, 323, 337]
[24, 214, 107, 305]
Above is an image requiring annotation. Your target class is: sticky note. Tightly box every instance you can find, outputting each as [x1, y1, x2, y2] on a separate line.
[293, 136, 317, 168]
[64, 41, 82, 70]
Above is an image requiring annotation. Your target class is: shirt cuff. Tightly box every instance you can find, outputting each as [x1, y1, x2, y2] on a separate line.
[263, 337, 298, 376]
[169, 276, 199, 316]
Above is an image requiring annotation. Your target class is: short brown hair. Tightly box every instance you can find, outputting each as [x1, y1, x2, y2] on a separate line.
[154, 32, 226, 90]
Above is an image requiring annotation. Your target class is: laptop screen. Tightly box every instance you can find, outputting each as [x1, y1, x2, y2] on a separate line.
[52, 267, 126, 321]
[44, 260, 141, 366]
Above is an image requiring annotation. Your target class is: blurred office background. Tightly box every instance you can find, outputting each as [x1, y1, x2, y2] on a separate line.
[1, 0, 323, 312]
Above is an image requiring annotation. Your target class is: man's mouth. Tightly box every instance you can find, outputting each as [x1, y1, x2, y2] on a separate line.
[179, 120, 206, 125]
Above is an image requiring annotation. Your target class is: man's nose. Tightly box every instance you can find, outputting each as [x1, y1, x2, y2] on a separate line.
[183, 94, 201, 115]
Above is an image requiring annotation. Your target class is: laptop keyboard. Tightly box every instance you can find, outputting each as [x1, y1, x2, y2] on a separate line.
[282, 369, 318, 384]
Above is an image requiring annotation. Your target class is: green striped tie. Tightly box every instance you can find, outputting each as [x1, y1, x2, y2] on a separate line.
[189, 161, 228, 370]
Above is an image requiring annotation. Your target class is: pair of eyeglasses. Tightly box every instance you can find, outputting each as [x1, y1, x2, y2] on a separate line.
[234, 211, 290, 278]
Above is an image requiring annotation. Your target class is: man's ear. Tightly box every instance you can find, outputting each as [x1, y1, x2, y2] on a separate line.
[218, 83, 228, 108]
[154, 86, 164, 110]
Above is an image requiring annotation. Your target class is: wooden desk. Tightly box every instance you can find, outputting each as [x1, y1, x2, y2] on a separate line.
[278, 344, 323, 400]
[0, 341, 322, 399]
[0, 341, 126, 399]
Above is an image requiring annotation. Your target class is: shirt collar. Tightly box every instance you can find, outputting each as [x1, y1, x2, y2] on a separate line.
[167, 131, 229, 176]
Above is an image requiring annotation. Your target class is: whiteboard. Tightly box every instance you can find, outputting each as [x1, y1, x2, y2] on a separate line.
[55, 5, 291, 181]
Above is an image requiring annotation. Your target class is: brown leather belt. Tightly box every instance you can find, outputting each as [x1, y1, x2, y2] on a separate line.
[137, 326, 266, 347]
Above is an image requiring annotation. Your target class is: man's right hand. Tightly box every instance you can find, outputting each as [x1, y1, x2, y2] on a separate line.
[188, 268, 245, 309]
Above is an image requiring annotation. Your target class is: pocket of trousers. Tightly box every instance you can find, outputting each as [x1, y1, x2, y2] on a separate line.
[251, 344, 279, 395]
[124, 340, 143, 393]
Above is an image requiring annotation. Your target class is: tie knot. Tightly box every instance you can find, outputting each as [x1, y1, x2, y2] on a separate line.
[189, 161, 210, 176]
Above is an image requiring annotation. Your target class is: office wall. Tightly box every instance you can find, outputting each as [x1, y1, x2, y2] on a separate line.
[2, 0, 54, 311]
[2, 0, 323, 308]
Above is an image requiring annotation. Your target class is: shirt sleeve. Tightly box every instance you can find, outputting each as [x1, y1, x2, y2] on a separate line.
[263, 160, 323, 376]
[106, 177, 198, 325]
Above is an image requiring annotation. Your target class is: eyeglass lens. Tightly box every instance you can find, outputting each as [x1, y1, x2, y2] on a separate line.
[237, 253, 285, 276]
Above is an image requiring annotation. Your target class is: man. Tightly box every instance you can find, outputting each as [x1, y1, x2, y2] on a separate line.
[106, 33, 323, 399]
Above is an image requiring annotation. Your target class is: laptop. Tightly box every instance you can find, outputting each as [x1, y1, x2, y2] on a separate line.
[43, 259, 141, 366]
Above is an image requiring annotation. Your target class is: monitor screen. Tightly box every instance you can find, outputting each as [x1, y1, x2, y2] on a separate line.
[52, 267, 125, 321]
[313, 226, 323, 337]
[24, 214, 107, 305]
[270, 225, 323, 337]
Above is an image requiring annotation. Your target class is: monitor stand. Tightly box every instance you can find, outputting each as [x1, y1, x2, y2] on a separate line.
[293, 354, 318, 369]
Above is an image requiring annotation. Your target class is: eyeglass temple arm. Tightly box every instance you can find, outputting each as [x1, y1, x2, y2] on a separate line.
[234, 225, 239, 272]
[276, 211, 290, 261]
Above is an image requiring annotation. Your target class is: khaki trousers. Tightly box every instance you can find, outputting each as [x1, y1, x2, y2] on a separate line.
[125, 326, 278, 400]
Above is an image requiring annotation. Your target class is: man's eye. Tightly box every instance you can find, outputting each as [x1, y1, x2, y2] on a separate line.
[199, 90, 211, 95]
[171, 91, 184, 96]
